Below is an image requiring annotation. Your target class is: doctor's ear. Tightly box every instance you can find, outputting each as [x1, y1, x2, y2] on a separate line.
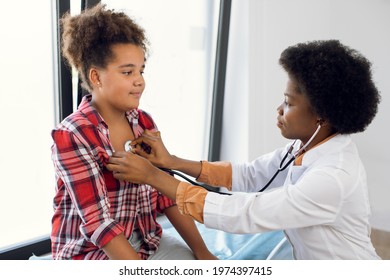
[317, 119, 325, 126]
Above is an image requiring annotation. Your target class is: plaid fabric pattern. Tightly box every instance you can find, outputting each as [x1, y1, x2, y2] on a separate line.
[51, 95, 175, 260]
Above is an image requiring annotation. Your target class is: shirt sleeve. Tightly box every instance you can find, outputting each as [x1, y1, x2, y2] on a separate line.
[176, 181, 208, 223]
[176, 166, 342, 233]
[203, 168, 343, 234]
[231, 146, 290, 192]
[156, 192, 176, 213]
[197, 161, 233, 190]
[52, 128, 124, 248]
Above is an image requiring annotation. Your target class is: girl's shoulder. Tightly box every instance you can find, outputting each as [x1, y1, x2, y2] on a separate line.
[55, 112, 94, 132]
[136, 109, 158, 130]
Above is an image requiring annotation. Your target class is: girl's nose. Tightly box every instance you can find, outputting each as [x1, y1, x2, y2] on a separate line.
[134, 76, 144, 87]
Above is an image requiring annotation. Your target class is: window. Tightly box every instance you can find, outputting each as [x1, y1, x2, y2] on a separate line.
[101, 0, 220, 160]
[0, 0, 221, 256]
[0, 0, 55, 249]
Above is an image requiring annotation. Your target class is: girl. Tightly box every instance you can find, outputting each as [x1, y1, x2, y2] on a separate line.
[107, 40, 381, 259]
[51, 4, 216, 260]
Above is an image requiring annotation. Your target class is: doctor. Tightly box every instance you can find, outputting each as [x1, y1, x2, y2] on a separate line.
[107, 40, 381, 259]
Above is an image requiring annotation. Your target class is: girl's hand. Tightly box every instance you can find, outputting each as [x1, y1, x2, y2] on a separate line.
[131, 130, 176, 169]
[194, 250, 219, 260]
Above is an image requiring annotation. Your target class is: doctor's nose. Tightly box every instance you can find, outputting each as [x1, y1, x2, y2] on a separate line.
[277, 103, 284, 115]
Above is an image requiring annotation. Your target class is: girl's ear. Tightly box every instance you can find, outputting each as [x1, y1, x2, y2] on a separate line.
[89, 68, 101, 87]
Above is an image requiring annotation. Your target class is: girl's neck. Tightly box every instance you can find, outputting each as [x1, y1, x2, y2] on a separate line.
[91, 97, 128, 126]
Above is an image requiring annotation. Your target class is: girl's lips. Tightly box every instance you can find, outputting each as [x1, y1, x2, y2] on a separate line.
[130, 92, 142, 98]
[277, 121, 284, 128]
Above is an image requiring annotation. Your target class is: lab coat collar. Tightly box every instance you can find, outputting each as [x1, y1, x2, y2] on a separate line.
[298, 134, 352, 167]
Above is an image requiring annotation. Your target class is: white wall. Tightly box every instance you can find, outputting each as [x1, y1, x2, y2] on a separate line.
[222, 0, 390, 231]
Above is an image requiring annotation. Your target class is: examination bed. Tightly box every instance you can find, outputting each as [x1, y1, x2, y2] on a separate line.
[30, 215, 293, 260]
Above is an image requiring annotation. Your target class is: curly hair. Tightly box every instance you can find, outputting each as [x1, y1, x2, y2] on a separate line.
[61, 3, 148, 92]
[279, 40, 380, 134]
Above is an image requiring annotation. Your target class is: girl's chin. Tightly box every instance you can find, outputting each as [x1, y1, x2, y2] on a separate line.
[126, 101, 140, 110]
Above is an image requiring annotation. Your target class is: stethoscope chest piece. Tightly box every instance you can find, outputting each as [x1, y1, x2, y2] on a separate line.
[124, 140, 132, 152]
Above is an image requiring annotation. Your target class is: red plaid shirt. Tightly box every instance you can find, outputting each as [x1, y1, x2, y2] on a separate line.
[51, 95, 175, 260]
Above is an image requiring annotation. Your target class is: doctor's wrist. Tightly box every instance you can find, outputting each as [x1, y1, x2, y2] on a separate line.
[168, 155, 182, 170]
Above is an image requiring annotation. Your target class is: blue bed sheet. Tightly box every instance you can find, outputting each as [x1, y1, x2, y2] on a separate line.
[159, 216, 293, 260]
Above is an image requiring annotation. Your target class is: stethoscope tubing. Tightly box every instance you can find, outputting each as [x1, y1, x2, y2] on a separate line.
[124, 142, 230, 194]
[258, 124, 322, 192]
[159, 167, 231, 195]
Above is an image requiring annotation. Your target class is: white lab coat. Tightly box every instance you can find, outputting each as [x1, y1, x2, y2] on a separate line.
[203, 134, 380, 259]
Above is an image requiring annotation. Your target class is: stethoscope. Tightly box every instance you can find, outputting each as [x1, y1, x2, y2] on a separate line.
[124, 124, 321, 195]
[124, 140, 220, 192]
[258, 123, 322, 192]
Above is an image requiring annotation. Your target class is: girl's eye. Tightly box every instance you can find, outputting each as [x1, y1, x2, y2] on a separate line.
[123, 70, 144, 75]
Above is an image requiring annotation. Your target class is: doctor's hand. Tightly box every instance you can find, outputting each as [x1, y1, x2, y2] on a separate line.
[131, 130, 176, 169]
[107, 151, 158, 185]
[107, 150, 181, 200]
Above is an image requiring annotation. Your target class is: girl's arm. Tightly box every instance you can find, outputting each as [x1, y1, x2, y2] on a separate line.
[163, 205, 217, 260]
[102, 233, 141, 260]
[53, 129, 141, 260]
